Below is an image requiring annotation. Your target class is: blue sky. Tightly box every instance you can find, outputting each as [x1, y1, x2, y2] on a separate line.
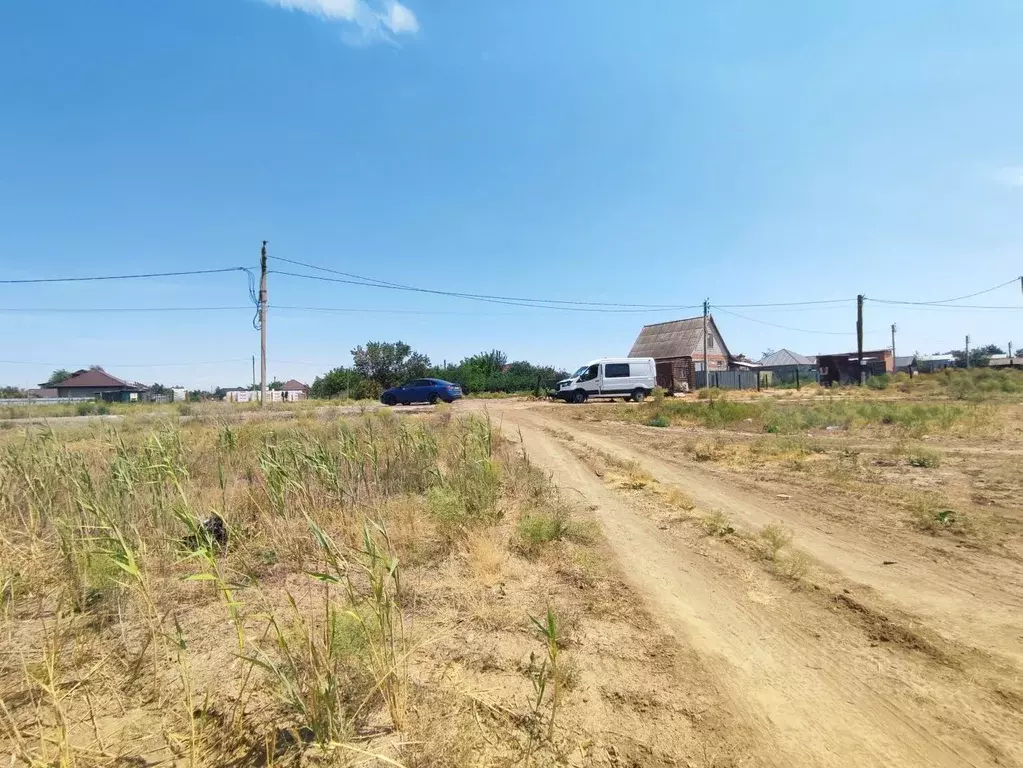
[2, 0, 1022, 389]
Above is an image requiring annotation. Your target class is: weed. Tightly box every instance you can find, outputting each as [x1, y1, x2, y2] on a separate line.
[515, 507, 571, 557]
[758, 524, 792, 561]
[525, 605, 562, 762]
[776, 551, 810, 581]
[664, 487, 696, 512]
[619, 465, 654, 489]
[907, 449, 941, 468]
[911, 506, 972, 536]
[703, 510, 734, 536]
[646, 415, 670, 428]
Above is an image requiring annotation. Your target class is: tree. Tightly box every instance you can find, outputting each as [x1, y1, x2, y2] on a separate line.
[268, 379, 284, 391]
[310, 366, 381, 400]
[149, 383, 169, 396]
[88, 365, 104, 371]
[351, 341, 430, 389]
[44, 369, 72, 386]
[946, 344, 1003, 369]
[426, 350, 567, 394]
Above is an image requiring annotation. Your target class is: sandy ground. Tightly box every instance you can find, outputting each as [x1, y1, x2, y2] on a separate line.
[463, 399, 1023, 768]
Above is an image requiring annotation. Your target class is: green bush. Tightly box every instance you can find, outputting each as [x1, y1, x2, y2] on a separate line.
[514, 507, 571, 557]
[907, 449, 940, 468]
[646, 415, 670, 428]
[865, 374, 889, 390]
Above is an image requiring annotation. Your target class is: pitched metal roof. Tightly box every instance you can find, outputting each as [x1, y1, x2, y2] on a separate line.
[51, 369, 143, 390]
[281, 379, 308, 391]
[628, 315, 729, 359]
[758, 349, 814, 367]
[894, 356, 916, 368]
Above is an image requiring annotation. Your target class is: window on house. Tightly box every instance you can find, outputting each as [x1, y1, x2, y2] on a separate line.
[708, 336, 715, 349]
[604, 363, 630, 378]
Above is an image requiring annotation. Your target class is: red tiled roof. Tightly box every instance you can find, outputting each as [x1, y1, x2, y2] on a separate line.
[53, 369, 143, 390]
[281, 379, 309, 391]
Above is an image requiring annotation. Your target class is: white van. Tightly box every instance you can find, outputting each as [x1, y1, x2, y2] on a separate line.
[553, 357, 657, 403]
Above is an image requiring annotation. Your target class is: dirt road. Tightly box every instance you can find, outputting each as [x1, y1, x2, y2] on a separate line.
[466, 400, 1023, 768]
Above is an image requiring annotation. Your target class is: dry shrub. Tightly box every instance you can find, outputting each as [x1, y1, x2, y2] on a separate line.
[400, 687, 481, 768]
[702, 510, 734, 536]
[664, 487, 696, 512]
[758, 524, 792, 561]
[465, 530, 507, 586]
[776, 551, 811, 582]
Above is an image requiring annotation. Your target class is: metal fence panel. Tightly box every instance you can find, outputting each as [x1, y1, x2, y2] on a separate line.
[695, 370, 760, 390]
[0, 398, 94, 406]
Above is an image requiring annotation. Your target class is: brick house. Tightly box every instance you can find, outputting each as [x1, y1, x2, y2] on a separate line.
[43, 369, 148, 401]
[281, 379, 310, 401]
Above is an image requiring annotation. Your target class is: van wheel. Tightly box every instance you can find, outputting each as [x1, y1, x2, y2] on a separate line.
[631, 388, 647, 402]
[572, 390, 587, 404]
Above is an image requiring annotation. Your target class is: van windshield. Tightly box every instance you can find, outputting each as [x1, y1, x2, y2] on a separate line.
[571, 366, 589, 378]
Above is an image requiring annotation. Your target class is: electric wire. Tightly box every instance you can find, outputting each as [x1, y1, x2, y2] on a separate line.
[0, 267, 252, 284]
[868, 278, 1020, 306]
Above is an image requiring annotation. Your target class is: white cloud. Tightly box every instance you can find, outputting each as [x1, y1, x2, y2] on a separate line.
[259, 0, 419, 42]
[993, 166, 1023, 188]
[264, 0, 360, 20]
[383, 1, 419, 34]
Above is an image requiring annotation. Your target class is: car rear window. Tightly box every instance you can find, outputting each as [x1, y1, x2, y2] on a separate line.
[604, 363, 630, 378]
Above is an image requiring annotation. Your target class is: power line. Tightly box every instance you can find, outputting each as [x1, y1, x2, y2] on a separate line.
[0, 359, 250, 368]
[0, 305, 542, 317]
[0, 306, 252, 314]
[270, 258, 702, 310]
[712, 306, 874, 336]
[274, 256, 861, 309]
[862, 302, 1023, 311]
[274, 305, 528, 316]
[0, 267, 252, 284]
[714, 299, 852, 308]
[272, 270, 702, 312]
[869, 278, 1020, 306]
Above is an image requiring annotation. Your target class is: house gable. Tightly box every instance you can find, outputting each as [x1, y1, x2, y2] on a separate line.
[629, 315, 731, 361]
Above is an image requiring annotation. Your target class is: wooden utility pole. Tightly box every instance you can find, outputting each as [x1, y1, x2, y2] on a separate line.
[891, 323, 897, 367]
[965, 334, 971, 369]
[702, 298, 709, 389]
[260, 241, 268, 407]
[856, 294, 864, 385]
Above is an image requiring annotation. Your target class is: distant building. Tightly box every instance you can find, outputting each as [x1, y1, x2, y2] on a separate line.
[816, 349, 894, 386]
[894, 356, 917, 373]
[988, 356, 1023, 368]
[25, 388, 58, 399]
[171, 388, 188, 402]
[758, 349, 817, 383]
[281, 379, 310, 401]
[42, 369, 148, 401]
[225, 389, 283, 403]
[629, 315, 731, 391]
[915, 354, 956, 373]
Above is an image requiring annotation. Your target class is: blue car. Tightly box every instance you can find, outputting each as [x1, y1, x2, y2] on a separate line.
[381, 378, 463, 406]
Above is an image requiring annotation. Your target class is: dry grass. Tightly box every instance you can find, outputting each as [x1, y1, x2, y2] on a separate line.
[0, 411, 691, 767]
